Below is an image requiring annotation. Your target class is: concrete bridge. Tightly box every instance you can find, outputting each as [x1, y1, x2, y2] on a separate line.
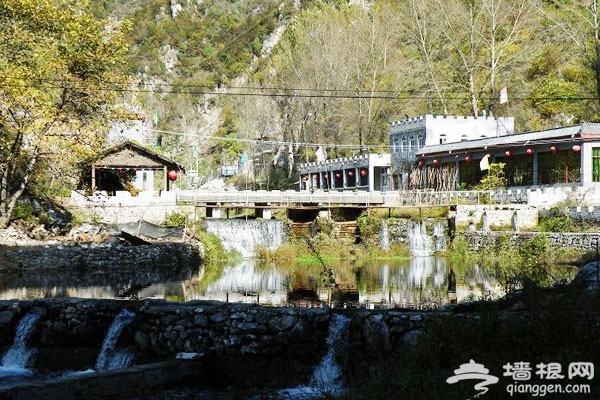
[175, 189, 498, 208]
[64, 188, 505, 225]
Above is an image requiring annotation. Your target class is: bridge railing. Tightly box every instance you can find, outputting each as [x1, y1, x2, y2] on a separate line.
[176, 189, 520, 207]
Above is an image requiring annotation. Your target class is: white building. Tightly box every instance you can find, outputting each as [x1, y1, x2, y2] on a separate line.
[389, 114, 515, 188]
[298, 153, 392, 192]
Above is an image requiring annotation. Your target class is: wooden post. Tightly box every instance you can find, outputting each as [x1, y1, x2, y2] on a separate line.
[91, 165, 96, 192]
[163, 165, 168, 192]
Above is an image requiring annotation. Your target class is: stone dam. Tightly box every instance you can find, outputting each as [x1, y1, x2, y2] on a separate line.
[0, 298, 430, 399]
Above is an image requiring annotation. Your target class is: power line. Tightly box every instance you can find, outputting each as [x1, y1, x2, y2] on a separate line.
[149, 128, 386, 151]
[0, 76, 598, 102]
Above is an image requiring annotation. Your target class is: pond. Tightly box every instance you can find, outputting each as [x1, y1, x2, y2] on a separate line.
[0, 257, 578, 309]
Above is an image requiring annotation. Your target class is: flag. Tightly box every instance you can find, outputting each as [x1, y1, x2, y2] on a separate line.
[239, 151, 248, 166]
[315, 146, 327, 162]
[499, 86, 508, 104]
[480, 154, 490, 171]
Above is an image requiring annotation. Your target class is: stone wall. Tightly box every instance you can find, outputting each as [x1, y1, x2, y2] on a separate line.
[3, 242, 201, 272]
[61, 191, 195, 225]
[458, 231, 600, 251]
[0, 299, 429, 373]
[455, 205, 538, 230]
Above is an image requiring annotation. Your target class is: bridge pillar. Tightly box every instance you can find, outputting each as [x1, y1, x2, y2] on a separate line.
[206, 203, 221, 218]
[255, 203, 272, 219]
[262, 209, 272, 220]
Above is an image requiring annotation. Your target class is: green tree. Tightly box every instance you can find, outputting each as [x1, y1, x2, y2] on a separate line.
[0, 0, 131, 227]
[476, 162, 507, 190]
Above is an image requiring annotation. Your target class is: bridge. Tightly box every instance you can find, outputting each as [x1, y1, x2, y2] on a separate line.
[175, 189, 507, 208]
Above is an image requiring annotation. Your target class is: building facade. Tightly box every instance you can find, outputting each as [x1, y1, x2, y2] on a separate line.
[390, 114, 515, 188]
[416, 123, 600, 191]
[298, 154, 392, 192]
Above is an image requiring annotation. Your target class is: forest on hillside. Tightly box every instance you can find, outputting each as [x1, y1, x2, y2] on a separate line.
[85, 0, 600, 187]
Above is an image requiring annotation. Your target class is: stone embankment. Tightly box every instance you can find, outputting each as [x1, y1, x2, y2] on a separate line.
[459, 230, 600, 251]
[0, 299, 429, 373]
[3, 242, 200, 272]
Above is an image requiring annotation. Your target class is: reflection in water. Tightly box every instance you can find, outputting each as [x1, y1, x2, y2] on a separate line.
[0, 255, 560, 310]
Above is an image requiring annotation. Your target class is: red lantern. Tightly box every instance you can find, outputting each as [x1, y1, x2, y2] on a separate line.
[526, 148, 534, 155]
[550, 146, 557, 153]
[360, 169, 367, 176]
[348, 170, 354, 177]
[418, 161, 424, 167]
[465, 156, 471, 162]
[573, 144, 581, 152]
[167, 170, 178, 181]
[323, 174, 328, 179]
[433, 159, 440, 165]
[302, 176, 308, 182]
[505, 150, 512, 157]
[335, 172, 342, 179]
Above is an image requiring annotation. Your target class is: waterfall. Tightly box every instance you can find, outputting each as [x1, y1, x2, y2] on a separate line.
[481, 211, 490, 232]
[407, 221, 433, 256]
[277, 313, 351, 399]
[0, 308, 43, 377]
[380, 219, 390, 251]
[204, 219, 287, 258]
[432, 221, 447, 253]
[95, 309, 136, 372]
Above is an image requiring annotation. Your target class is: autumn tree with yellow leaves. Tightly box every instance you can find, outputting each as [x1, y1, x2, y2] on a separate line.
[0, 0, 131, 227]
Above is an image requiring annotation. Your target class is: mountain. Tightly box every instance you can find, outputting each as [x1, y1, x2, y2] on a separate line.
[88, 0, 600, 190]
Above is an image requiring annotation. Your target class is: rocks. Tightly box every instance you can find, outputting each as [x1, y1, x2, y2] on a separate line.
[0, 310, 14, 327]
[570, 261, 600, 292]
[361, 314, 391, 354]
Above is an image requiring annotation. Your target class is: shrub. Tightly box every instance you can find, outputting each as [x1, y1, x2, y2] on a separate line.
[165, 211, 188, 227]
[313, 217, 333, 236]
[11, 201, 35, 222]
[196, 230, 226, 262]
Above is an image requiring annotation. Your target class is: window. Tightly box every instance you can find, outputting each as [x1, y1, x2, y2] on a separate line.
[461, 134, 468, 142]
[439, 134, 447, 144]
[417, 135, 424, 148]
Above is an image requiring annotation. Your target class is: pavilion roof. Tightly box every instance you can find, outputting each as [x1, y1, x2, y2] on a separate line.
[90, 141, 185, 172]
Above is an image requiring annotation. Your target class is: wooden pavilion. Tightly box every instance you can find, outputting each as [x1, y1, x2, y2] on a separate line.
[89, 141, 185, 193]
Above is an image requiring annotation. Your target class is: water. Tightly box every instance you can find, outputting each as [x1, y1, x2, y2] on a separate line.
[204, 219, 288, 258]
[0, 257, 577, 309]
[0, 308, 43, 378]
[432, 221, 447, 252]
[380, 219, 390, 251]
[95, 309, 136, 372]
[275, 313, 351, 399]
[482, 211, 490, 232]
[407, 221, 433, 256]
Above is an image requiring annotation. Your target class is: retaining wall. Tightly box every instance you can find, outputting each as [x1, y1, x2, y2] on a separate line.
[0, 299, 429, 373]
[3, 242, 201, 272]
[458, 231, 600, 251]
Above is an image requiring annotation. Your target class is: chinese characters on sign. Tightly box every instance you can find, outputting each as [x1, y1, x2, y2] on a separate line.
[448, 361, 593, 399]
[503, 362, 594, 381]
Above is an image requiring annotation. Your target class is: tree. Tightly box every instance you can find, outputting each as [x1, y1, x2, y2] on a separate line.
[533, 0, 600, 121]
[270, 2, 406, 159]
[476, 162, 507, 191]
[0, 0, 131, 227]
